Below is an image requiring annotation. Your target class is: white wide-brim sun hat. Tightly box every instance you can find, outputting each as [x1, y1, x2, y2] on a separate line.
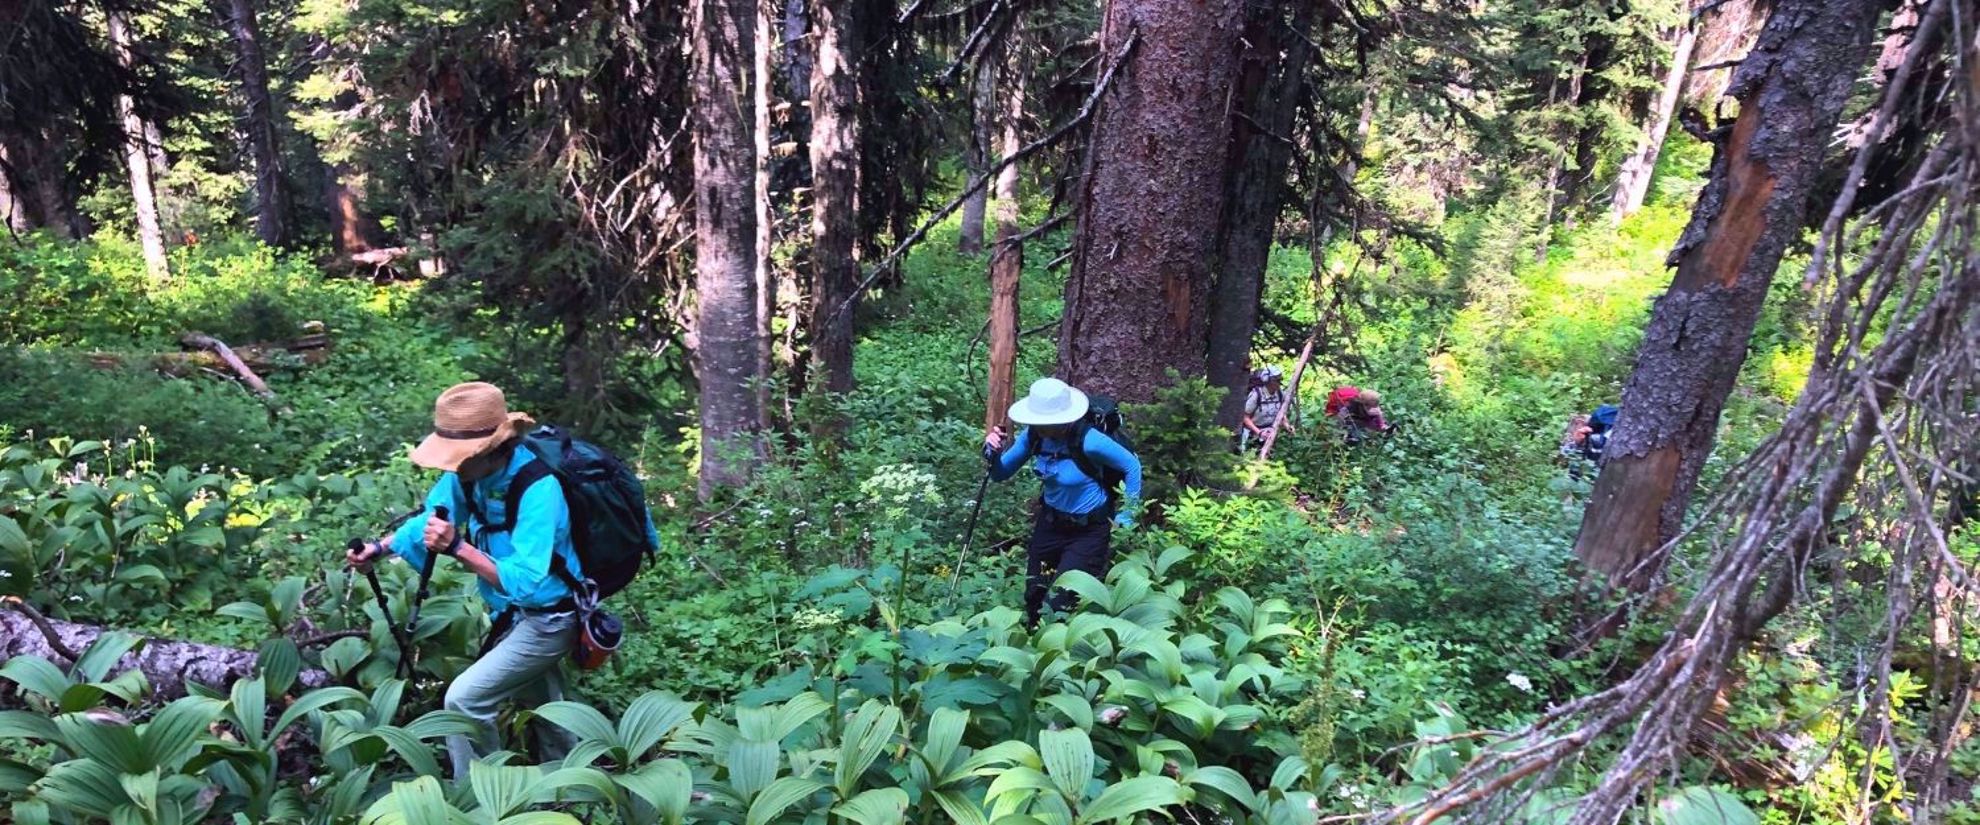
[1008, 377, 1089, 426]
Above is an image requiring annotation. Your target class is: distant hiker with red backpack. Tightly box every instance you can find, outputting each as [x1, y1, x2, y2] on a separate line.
[345, 382, 660, 779]
[1326, 385, 1393, 444]
[1239, 365, 1292, 455]
[983, 378, 1143, 628]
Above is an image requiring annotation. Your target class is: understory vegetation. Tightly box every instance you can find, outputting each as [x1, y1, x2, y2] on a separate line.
[6, 147, 1949, 823]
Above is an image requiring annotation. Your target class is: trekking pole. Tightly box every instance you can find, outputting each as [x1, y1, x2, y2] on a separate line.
[344, 506, 428, 679]
[400, 505, 452, 678]
[944, 470, 993, 609]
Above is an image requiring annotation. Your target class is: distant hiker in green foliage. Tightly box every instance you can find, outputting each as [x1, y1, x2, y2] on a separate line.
[1239, 365, 1292, 455]
[346, 382, 661, 779]
[1326, 385, 1394, 444]
[983, 378, 1143, 628]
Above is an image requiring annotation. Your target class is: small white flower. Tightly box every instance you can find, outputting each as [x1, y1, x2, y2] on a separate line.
[0, 569, 12, 578]
[1506, 672, 1534, 693]
[68, 594, 82, 602]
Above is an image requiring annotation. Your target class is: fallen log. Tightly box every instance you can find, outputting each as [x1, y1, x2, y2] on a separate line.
[180, 333, 277, 402]
[0, 606, 332, 701]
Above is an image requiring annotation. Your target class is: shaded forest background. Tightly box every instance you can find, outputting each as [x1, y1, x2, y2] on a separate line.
[1, 0, 1977, 823]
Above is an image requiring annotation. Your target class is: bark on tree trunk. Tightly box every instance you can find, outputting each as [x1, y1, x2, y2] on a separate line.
[1208, 0, 1316, 428]
[806, 0, 860, 398]
[219, 0, 291, 248]
[693, 0, 767, 499]
[326, 162, 383, 256]
[0, 610, 331, 701]
[1611, 20, 1699, 223]
[958, 58, 994, 254]
[1058, 0, 1244, 403]
[0, 138, 26, 235]
[0, 126, 82, 239]
[984, 46, 1025, 432]
[755, 0, 775, 419]
[108, 11, 169, 280]
[1575, 0, 1886, 591]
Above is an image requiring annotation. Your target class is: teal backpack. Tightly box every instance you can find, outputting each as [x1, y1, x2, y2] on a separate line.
[460, 425, 656, 600]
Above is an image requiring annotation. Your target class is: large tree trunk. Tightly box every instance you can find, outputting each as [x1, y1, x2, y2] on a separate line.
[958, 59, 993, 254]
[0, 138, 27, 235]
[1058, 0, 1244, 402]
[806, 0, 860, 398]
[326, 162, 383, 255]
[984, 44, 1025, 432]
[1207, 0, 1316, 428]
[0, 610, 331, 701]
[1574, 0, 1886, 591]
[1610, 19, 1699, 223]
[755, 0, 775, 419]
[107, 11, 169, 280]
[0, 127, 82, 239]
[693, 0, 767, 499]
[219, 0, 291, 248]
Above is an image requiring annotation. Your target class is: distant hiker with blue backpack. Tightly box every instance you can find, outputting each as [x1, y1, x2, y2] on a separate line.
[1561, 404, 1619, 478]
[345, 382, 659, 779]
[982, 378, 1143, 628]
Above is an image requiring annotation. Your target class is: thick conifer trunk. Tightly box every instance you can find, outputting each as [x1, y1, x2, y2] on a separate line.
[1208, 0, 1315, 427]
[958, 60, 993, 254]
[1611, 20, 1699, 222]
[693, 0, 766, 498]
[108, 11, 169, 279]
[1575, 0, 1886, 591]
[1059, 0, 1244, 402]
[0, 127, 82, 239]
[984, 45, 1024, 431]
[806, 0, 860, 397]
[755, 0, 775, 417]
[220, 0, 291, 248]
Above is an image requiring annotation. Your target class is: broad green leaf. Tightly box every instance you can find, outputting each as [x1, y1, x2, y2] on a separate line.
[744, 776, 826, 825]
[0, 516, 30, 557]
[986, 766, 1057, 805]
[34, 758, 126, 818]
[738, 692, 830, 743]
[920, 707, 969, 776]
[933, 789, 990, 825]
[534, 766, 625, 809]
[728, 739, 780, 802]
[230, 677, 269, 751]
[402, 709, 481, 740]
[141, 696, 225, 770]
[1039, 695, 1094, 730]
[57, 683, 109, 715]
[71, 631, 142, 683]
[956, 741, 1041, 780]
[1039, 728, 1094, 802]
[533, 702, 619, 746]
[271, 577, 306, 624]
[494, 814, 583, 825]
[0, 758, 42, 794]
[1182, 766, 1256, 812]
[374, 725, 444, 778]
[258, 638, 302, 697]
[618, 691, 698, 761]
[0, 656, 72, 703]
[11, 799, 52, 825]
[271, 687, 366, 741]
[1650, 786, 1759, 825]
[0, 709, 60, 741]
[835, 700, 902, 797]
[1269, 755, 1309, 791]
[832, 787, 910, 825]
[322, 766, 378, 820]
[470, 761, 540, 819]
[55, 713, 148, 773]
[117, 770, 159, 816]
[1050, 571, 1110, 612]
[616, 759, 691, 825]
[217, 602, 273, 626]
[1075, 776, 1188, 824]
[367, 775, 460, 825]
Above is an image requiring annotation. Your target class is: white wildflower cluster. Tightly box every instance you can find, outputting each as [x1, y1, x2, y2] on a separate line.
[1505, 671, 1534, 693]
[858, 463, 942, 508]
[790, 606, 843, 630]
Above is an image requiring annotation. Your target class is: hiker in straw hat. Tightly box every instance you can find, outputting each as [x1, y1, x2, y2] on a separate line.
[346, 381, 656, 778]
[982, 377, 1143, 628]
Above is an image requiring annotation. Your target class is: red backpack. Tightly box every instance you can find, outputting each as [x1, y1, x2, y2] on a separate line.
[1325, 386, 1360, 417]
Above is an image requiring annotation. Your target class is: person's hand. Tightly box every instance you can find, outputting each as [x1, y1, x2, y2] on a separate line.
[422, 516, 459, 556]
[346, 539, 386, 568]
[984, 426, 1009, 452]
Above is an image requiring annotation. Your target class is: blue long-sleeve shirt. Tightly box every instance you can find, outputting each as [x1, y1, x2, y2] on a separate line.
[988, 427, 1142, 526]
[387, 448, 662, 614]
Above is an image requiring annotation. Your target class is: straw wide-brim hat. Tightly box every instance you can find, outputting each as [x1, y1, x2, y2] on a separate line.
[1008, 377, 1089, 427]
[408, 382, 534, 472]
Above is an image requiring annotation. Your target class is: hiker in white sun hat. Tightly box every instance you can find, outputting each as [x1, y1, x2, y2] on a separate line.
[983, 377, 1143, 628]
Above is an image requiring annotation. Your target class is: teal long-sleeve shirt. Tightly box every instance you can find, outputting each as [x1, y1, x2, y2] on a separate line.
[988, 427, 1142, 526]
[387, 447, 662, 614]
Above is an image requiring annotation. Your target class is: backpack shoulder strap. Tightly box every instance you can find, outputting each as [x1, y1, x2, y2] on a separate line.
[498, 459, 558, 533]
[1066, 422, 1104, 484]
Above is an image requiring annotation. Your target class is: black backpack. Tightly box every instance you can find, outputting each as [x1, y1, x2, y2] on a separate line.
[1065, 396, 1131, 511]
[458, 425, 656, 601]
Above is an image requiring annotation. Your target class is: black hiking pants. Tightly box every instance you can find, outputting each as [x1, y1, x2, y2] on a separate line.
[1024, 507, 1113, 627]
